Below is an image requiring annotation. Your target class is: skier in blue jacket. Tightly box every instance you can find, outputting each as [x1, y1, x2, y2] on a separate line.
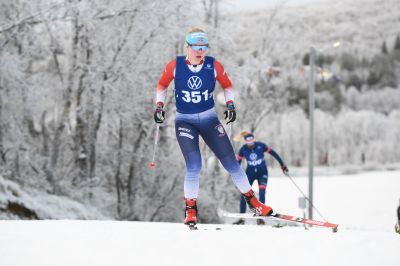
[233, 132, 288, 225]
[153, 28, 273, 227]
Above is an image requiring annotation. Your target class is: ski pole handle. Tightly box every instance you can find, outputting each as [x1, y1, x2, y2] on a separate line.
[149, 124, 160, 169]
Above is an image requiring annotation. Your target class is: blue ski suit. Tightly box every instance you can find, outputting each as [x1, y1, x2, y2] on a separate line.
[237, 141, 284, 213]
[173, 56, 252, 199]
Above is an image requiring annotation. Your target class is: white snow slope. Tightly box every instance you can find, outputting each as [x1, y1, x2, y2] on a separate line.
[1, 171, 399, 266]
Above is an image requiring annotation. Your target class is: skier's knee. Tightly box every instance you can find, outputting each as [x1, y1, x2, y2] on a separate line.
[219, 155, 241, 172]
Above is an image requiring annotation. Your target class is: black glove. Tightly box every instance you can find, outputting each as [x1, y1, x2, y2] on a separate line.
[154, 104, 165, 123]
[224, 102, 236, 124]
[281, 164, 289, 175]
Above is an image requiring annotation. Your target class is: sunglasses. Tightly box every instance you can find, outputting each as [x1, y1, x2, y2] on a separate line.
[187, 43, 209, 51]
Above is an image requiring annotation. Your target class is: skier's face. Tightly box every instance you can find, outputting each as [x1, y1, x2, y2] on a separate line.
[187, 45, 207, 64]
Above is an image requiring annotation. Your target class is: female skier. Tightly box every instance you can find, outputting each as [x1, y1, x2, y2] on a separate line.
[153, 28, 273, 226]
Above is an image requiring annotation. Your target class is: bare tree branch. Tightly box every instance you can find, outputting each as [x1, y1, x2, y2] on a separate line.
[0, 2, 67, 33]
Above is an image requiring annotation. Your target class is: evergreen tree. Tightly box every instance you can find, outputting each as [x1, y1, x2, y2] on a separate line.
[393, 34, 400, 61]
[394, 35, 400, 50]
[382, 41, 388, 54]
[340, 52, 357, 71]
[302, 52, 310, 65]
[367, 71, 381, 86]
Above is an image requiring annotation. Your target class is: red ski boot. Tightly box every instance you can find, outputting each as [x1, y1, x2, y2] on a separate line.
[184, 198, 198, 226]
[243, 190, 273, 216]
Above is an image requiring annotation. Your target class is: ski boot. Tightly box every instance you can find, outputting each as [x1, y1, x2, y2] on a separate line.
[395, 222, 400, 234]
[233, 218, 245, 225]
[243, 190, 273, 216]
[184, 198, 198, 229]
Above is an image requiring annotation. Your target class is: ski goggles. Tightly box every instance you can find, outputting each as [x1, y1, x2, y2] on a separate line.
[244, 134, 255, 143]
[186, 32, 209, 51]
[187, 44, 209, 51]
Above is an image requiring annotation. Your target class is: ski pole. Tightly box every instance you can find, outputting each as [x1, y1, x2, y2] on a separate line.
[227, 123, 233, 140]
[149, 124, 160, 169]
[284, 172, 328, 221]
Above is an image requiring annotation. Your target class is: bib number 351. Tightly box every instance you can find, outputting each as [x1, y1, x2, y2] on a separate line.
[182, 90, 211, 103]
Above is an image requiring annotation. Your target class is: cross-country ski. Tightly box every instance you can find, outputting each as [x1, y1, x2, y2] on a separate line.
[222, 211, 339, 232]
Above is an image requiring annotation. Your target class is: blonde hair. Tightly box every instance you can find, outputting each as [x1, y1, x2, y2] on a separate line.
[233, 131, 252, 142]
[187, 27, 205, 34]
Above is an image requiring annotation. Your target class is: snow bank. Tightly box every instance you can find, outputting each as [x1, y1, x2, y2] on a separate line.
[0, 176, 108, 220]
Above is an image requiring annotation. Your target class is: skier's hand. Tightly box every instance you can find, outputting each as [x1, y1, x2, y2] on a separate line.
[224, 102, 236, 124]
[154, 103, 165, 124]
[281, 164, 289, 175]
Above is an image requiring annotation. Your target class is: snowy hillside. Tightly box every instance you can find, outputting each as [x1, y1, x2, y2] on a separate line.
[228, 0, 400, 61]
[217, 0, 400, 169]
[1, 171, 399, 266]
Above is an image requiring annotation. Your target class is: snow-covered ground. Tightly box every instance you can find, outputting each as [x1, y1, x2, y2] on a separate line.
[1, 171, 399, 266]
[262, 169, 400, 231]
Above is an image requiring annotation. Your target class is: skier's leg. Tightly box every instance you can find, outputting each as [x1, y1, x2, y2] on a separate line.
[235, 175, 255, 224]
[175, 119, 202, 225]
[239, 195, 247, 213]
[198, 114, 272, 216]
[175, 119, 201, 199]
[240, 174, 255, 213]
[198, 116, 251, 193]
[259, 186, 266, 204]
[258, 174, 269, 204]
[255, 175, 268, 225]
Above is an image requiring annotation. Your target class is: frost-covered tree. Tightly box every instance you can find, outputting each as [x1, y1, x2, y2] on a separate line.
[0, 0, 209, 221]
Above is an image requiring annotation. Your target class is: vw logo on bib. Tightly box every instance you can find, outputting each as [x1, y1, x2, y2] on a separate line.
[187, 76, 202, 90]
[249, 153, 258, 160]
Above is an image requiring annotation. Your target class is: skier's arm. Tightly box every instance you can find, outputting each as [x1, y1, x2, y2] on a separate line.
[237, 148, 244, 165]
[215, 60, 236, 124]
[156, 59, 176, 107]
[237, 154, 243, 165]
[214, 60, 234, 105]
[266, 147, 288, 174]
[154, 59, 175, 123]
